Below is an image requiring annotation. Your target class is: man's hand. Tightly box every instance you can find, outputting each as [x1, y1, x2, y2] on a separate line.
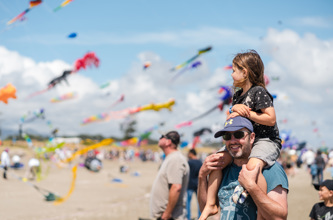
[160, 212, 172, 220]
[199, 153, 225, 178]
[238, 163, 260, 190]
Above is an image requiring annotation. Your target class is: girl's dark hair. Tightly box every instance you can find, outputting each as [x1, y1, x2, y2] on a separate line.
[232, 49, 266, 89]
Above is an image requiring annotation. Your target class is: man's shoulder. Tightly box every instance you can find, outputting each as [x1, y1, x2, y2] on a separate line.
[263, 162, 289, 192]
[188, 159, 202, 165]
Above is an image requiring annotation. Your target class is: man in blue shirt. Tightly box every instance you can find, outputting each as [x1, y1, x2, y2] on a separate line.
[198, 116, 289, 220]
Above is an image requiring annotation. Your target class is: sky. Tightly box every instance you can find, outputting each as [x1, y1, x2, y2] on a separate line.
[0, 0, 332, 149]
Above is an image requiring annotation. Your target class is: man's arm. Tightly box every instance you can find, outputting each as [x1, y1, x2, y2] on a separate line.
[161, 184, 182, 220]
[238, 164, 288, 220]
[197, 153, 224, 212]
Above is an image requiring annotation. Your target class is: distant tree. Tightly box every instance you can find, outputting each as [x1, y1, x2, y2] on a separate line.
[121, 120, 137, 139]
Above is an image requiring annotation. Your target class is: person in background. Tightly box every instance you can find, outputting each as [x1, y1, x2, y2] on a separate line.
[150, 131, 189, 220]
[314, 150, 326, 184]
[1, 148, 10, 179]
[310, 179, 333, 220]
[187, 149, 202, 220]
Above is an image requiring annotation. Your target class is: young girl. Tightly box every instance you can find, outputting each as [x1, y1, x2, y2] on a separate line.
[199, 50, 281, 220]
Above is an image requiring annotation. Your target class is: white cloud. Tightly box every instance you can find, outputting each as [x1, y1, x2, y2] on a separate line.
[263, 28, 333, 87]
[1, 27, 333, 148]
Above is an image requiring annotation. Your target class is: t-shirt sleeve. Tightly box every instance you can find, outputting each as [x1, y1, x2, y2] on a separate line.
[166, 159, 186, 184]
[253, 87, 273, 110]
[263, 163, 289, 193]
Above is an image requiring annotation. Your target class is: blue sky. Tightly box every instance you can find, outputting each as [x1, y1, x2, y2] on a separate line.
[0, 0, 332, 149]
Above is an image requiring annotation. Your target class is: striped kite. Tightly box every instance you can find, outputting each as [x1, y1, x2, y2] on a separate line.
[54, 0, 74, 12]
[81, 99, 175, 125]
[7, 0, 42, 25]
[170, 46, 212, 71]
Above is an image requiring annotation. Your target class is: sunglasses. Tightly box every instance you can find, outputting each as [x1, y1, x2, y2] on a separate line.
[222, 131, 249, 141]
[160, 135, 177, 145]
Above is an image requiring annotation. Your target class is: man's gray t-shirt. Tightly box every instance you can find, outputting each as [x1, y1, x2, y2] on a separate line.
[150, 151, 190, 220]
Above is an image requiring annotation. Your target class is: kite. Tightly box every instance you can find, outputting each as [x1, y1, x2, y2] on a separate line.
[81, 113, 109, 125]
[128, 98, 175, 114]
[218, 86, 232, 101]
[264, 75, 270, 86]
[108, 94, 125, 109]
[143, 61, 151, 70]
[22, 133, 33, 148]
[50, 92, 77, 103]
[170, 46, 212, 71]
[223, 65, 233, 70]
[170, 61, 202, 82]
[81, 99, 175, 125]
[191, 127, 212, 148]
[193, 127, 212, 137]
[99, 81, 111, 89]
[53, 165, 77, 205]
[3, 167, 62, 202]
[136, 122, 165, 146]
[7, 0, 42, 25]
[61, 139, 113, 163]
[27, 52, 99, 98]
[20, 108, 45, 123]
[0, 83, 17, 104]
[67, 32, 77, 38]
[113, 137, 139, 147]
[73, 51, 99, 72]
[54, 0, 73, 12]
[37, 142, 65, 155]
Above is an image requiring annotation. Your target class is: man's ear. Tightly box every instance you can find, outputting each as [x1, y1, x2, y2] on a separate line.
[249, 132, 255, 144]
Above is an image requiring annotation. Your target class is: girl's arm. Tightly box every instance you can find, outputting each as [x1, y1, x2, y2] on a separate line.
[231, 104, 251, 117]
[248, 106, 276, 126]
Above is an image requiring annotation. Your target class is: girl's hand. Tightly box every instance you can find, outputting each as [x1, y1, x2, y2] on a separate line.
[232, 104, 251, 117]
[226, 112, 239, 120]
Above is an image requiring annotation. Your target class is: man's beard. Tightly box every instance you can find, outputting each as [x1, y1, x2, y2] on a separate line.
[227, 142, 251, 159]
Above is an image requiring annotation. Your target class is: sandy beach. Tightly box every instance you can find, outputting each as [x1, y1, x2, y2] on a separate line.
[0, 145, 328, 220]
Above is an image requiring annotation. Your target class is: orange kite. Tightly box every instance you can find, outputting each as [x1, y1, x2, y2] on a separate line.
[0, 83, 17, 104]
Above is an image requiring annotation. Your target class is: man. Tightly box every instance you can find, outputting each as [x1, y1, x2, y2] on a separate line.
[150, 131, 190, 220]
[198, 116, 288, 220]
[187, 149, 203, 220]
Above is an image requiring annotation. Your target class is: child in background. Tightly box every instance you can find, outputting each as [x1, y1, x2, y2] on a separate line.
[199, 50, 281, 220]
[310, 179, 333, 220]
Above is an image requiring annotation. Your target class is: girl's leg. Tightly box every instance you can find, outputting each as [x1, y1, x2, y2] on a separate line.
[246, 157, 267, 220]
[198, 170, 221, 220]
[199, 151, 232, 220]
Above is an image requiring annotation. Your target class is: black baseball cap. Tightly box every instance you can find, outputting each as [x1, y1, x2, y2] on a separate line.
[313, 180, 333, 191]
